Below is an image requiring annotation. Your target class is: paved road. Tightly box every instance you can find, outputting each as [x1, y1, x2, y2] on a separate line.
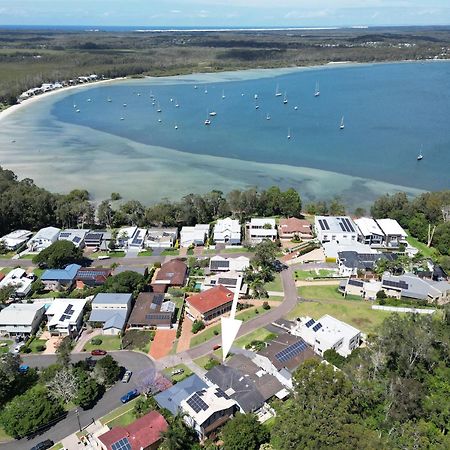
[0, 351, 155, 450]
[0, 259, 34, 268]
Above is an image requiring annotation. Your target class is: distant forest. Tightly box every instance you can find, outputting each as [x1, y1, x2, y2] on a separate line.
[1, 26, 450, 105]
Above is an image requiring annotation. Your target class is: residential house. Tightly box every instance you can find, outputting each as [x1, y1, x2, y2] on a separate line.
[354, 218, 385, 246]
[322, 240, 378, 260]
[180, 224, 210, 247]
[117, 226, 147, 249]
[27, 227, 61, 252]
[152, 259, 187, 293]
[58, 229, 89, 248]
[291, 315, 362, 357]
[181, 386, 238, 439]
[417, 260, 448, 282]
[40, 264, 82, 291]
[97, 411, 168, 450]
[144, 228, 178, 248]
[84, 231, 111, 249]
[246, 218, 277, 244]
[278, 218, 313, 240]
[75, 267, 112, 289]
[155, 374, 208, 415]
[185, 285, 234, 323]
[0, 303, 46, 337]
[252, 333, 316, 388]
[45, 298, 87, 336]
[314, 216, 358, 244]
[337, 251, 395, 277]
[127, 292, 175, 329]
[376, 219, 408, 248]
[0, 268, 34, 298]
[339, 278, 382, 300]
[213, 218, 241, 245]
[209, 255, 250, 273]
[88, 293, 133, 335]
[381, 273, 450, 304]
[202, 271, 247, 295]
[0, 230, 33, 250]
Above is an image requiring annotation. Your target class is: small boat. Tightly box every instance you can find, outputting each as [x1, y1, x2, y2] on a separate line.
[340, 116, 345, 130]
[283, 93, 288, 105]
[287, 128, 291, 139]
[87, 98, 91, 102]
[275, 83, 282, 97]
[123, 103, 127, 107]
[158, 119, 162, 123]
[266, 113, 271, 120]
[174, 125, 178, 130]
[209, 112, 217, 117]
[137, 93, 141, 96]
[254, 94, 258, 100]
[294, 106, 298, 110]
[73, 104, 77, 108]
[120, 117, 125, 121]
[204, 119, 211, 125]
[76, 109, 80, 113]
[204, 86, 208, 94]
[314, 81, 320, 97]
[222, 89, 226, 99]
[417, 146, 423, 160]
[255, 105, 259, 110]
[107, 97, 112, 102]
[241, 93, 245, 97]
[157, 103, 162, 113]
[175, 100, 180, 108]
[11, 140, 16, 143]
[170, 98, 174, 102]
[194, 85, 198, 89]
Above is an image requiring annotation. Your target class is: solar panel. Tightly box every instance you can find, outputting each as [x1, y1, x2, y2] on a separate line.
[383, 280, 408, 290]
[305, 318, 315, 328]
[345, 218, 355, 232]
[215, 388, 229, 399]
[312, 323, 322, 332]
[339, 222, 346, 232]
[73, 236, 81, 243]
[64, 304, 74, 314]
[59, 232, 71, 238]
[187, 393, 208, 413]
[111, 437, 132, 450]
[152, 294, 164, 306]
[318, 219, 325, 231]
[275, 340, 308, 363]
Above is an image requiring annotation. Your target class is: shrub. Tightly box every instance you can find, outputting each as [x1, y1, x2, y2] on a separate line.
[376, 290, 387, 299]
[191, 320, 205, 334]
[36, 345, 46, 352]
[204, 358, 220, 370]
[262, 301, 270, 310]
[22, 347, 32, 354]
[153, 261, 161, 269]
[378, 298, 386, 305]
[90, 338, 103, 345]
[213, 330, 219, 336]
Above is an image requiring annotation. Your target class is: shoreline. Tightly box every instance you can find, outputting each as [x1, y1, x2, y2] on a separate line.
[1, 58, 448, 123]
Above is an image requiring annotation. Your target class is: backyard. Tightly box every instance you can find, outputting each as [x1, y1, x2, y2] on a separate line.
[162, 363, 193, 383]
[83, 335, 122, 352]
[121, 330, 154, 353]
[234, 328, 277, 349]
[264, 273, 283, 292]
[406, 235, 439, 258]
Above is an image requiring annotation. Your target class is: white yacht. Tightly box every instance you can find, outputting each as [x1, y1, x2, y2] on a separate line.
[340, 116, 345, 130]
[275, 84, 282, 97]
[314, 81, 320, 97]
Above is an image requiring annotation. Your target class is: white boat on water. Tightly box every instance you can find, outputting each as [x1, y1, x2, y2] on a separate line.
[107, 97, 112, 102]
[417, 146, 424, 160]
[340, 116, 345, 130]
[255, 105, 259, 110]
[314, 81, 320, 97]
[175, 100, 180, 108]
[204, 119, 211, 125]
[123, 103, 127, 107]
[266, 113, 271, 120]
[254, 94, 258, 100]
[204, 86, 208, 94]
[120, 117, 124, 121]
[222, 89, 226, 99]
[87, 98, 91, 102]
[283, 93, 288, 104]
[209, 111, 217, 116]
[287, 128, 291, 139]
[275, 84, 282, 97]
[157, 102, 162, 113]
[76, 109, 80, 113]
[175, 125, 178, 129]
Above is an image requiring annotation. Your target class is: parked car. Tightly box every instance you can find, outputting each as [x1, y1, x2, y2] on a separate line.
[121, 370, 132, 383]
[0, 342, 8, 348]
[97, 255, 110, 260]
[91, 349, 107, 356]
[171, 368, 184, 376]
[19, 364, 29, 373]
[213, 344, 221, 351]
[121, 389, 139, 404]
[30, 439, 54, 450]
[13, 343, 25, 353]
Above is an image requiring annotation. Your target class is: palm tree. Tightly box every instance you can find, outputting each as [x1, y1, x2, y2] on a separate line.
[160, 414, 197, 450]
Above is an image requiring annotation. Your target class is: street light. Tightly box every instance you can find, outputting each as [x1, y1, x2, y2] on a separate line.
[75, 408, 82, 432]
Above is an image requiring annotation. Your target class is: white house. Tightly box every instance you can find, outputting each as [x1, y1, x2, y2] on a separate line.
[291, 315, 361, 357]
[339, 278, 382, 300]
[0, 230, 33, 250]
[376, 219, 408, 248]
[209, 255, 250, 273]
[213, 218, 241, 245]
[180, 224, 209, 247]
[354, 218, 385, 247]
[0, 303, 46, 337]
[144, 228, 178, 248]
[246, 218, 277, 244]
[27, 227, 61, 252]
[202, 272, 247, 295]
[58, 229, 89, 248]
[314, 216, 358, 244]
[0, 268, 34, 298]
[46, 298, 88, 336]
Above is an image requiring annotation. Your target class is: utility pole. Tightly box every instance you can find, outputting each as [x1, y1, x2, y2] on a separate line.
[75, 408, 82, 432]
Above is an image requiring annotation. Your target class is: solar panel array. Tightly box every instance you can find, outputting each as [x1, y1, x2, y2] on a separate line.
[275, 340, 308, 363]
[312, 323, 323, 332]
[59, 304, 75, 322]
[348, 279, 364, 287]
[145, 313, 172, 320]
[187, 393, 209, 413]
[215, 388, 229, 399]
[318, 219, 330, 231]
[218, 277, 237, 286]
[59, 232, 71, 238]
[77, 269, 107, 279]
[111, 437, 132, 450]
[383, 279, 408, 290]
[73, 236, 81, 243]
[210, 260, 229, 270]
[305, 318, 315, 328]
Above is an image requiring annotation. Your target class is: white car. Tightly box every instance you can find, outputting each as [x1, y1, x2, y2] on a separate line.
[122, 370, 132, 383]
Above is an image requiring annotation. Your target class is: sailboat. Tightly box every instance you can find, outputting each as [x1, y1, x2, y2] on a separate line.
[283, 92, 288, 104]
[314, 81, 320, 97]
[222, 89, 226, 99]
[204, 86, 208, 94]
[254, 94, 258, 100]
[175, 100, 180, 108]
[205, 110, 212, 125]
[287, 128, 291, 139]
[340, 116, 345, 130]
[417, 146, 423, 160]
[174, 124, 179, 130]
[107, 97, 112, 103]
[275, 84, 282, 97]
[156, 102, 162, 113]
[266, 113, 271, 120]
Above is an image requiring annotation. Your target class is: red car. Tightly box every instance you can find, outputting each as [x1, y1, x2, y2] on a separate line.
[213, 345, 221, 351]
[91, 349, 107, 356]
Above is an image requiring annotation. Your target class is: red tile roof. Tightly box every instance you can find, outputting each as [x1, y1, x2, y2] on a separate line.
[98, 410, 168, 450]
[279, 217, 312, 235]
[187, 285, 234, 314]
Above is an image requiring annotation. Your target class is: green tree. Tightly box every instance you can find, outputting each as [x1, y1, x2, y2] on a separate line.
[280, 188, 302, 217]
[73, 368, 102, 409]
[97, 199, 115, 228]
[93, 355, 120, 386]
[100, 271, 145, 295]
[222, 413, 269, 450]
[329, 197, 346, 215]
[0, 385, 63, 438]
[252, 240, 278, 270]
[160, 414, 199, 450]
[133, 395, 157, 418]
[323, 349, 346, 368]
[191, 320, 205, 334]
[56, 336, 73, 368]
[0, 285, 15, 304]
[33, 240, 83, 268]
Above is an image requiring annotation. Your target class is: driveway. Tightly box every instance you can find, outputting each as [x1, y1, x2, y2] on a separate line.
[0, 351, 155, 450]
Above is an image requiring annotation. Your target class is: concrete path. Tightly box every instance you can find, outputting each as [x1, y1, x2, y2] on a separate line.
[176, 313, 192, 353]
[72, 329, 102, 353]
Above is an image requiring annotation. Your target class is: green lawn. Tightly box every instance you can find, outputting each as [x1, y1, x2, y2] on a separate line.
[161, 248, 179, 256]
[163, 364, 193, 383]
[49, 444, 64, 450]
[287, 296, 397, 334]
[19, 254, 35, 259]
[94, 251, 126, 258]
[122, 330, 154, 353]
[100, 396, 141, 425]
[294, 269, 337, 280]
[406, 235, 439, 258]
[83, 335, 122, 351]
[33, 268, 45, 278]
[0, 267, 13, 274]
[298, 284, 361, 301]
[107, 410, 136, 428]
[0, 340, 12, 354]
[234, 328, 277, 349]
[138, 250, 153, 257]
[265, 273, 283, 292]
[0, 426, 12, 443]
[27, 338, 47, 353]
[204, 247, 252, 255]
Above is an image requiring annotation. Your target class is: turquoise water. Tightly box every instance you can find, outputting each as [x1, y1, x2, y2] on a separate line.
[0, 62, 449, 208]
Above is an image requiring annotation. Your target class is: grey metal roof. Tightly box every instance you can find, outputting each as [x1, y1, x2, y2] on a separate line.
[88, 309, 127, 330]
[93, 293, 132, 305]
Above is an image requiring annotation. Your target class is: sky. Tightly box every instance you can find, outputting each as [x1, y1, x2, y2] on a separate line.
[0, 0, 449, 27]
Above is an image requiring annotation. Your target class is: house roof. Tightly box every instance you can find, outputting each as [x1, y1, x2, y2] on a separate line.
[338, 251, 394, 270]
[98, 410, 168, 450]
[0, 303, 45, 326]
[186, 285, 234, 314]
[75, 267, 111, 283]
[58, 229, 88, 246]
[279, 218, 312, 235]
[93, 293, 132, 305]
[41, 264, 81, 281]
[250, 218, 276, 227]
[315, 216, 357, 234]
[89, 309, 128, 330]
[155, 374, 208, 415]
[127, 292, 173, 326]
[382, 273, 450, 300]
[114, 266, 147, 276]
[29, 226, 61, 242]
[46, 298, 87, 328]
[354, 217, 384, 237]
[155, 259, 187, 285]
[376, 219, 407, 237]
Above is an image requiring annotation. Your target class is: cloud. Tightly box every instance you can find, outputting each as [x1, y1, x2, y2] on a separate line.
[170, 9, 181, 13]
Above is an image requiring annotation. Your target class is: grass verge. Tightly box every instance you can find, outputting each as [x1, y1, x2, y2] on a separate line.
[83, 335, 122, 352]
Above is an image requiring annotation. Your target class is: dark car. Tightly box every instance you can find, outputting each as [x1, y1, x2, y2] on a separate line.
[213, 344, 221, 351]
[121, 389, 139, 404]
[91, 349, 107, 356]
[30, 439, 54, 450]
